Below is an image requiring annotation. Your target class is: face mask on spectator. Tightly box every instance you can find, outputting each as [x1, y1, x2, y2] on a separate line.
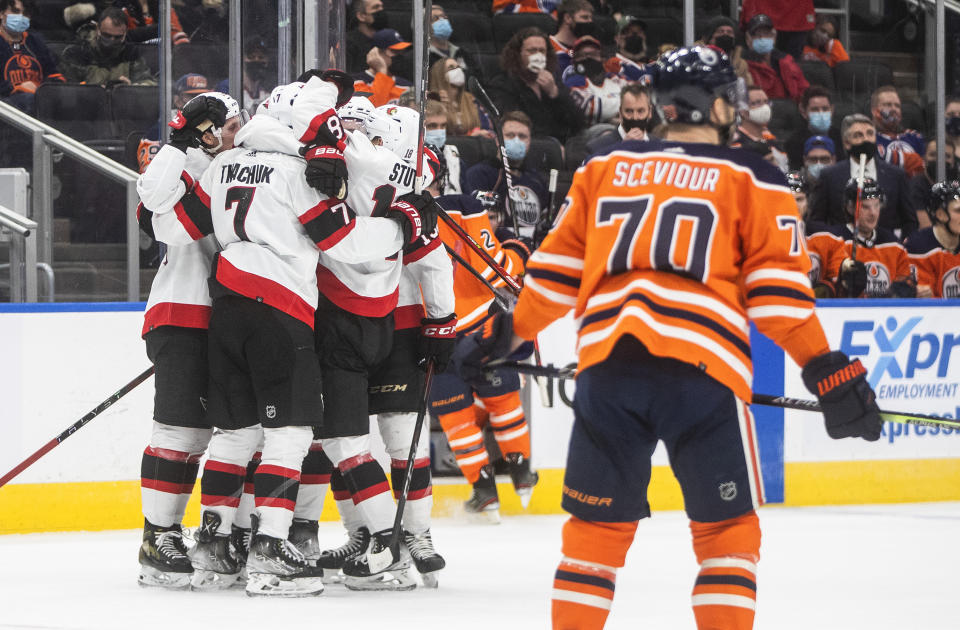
[748, 103, 771, 125]
[432, 18, 452, 40]
[879, 108, 900, 127]
[504, 137, 527, 161]
[713, 35, 735, 54]
[574, 58, 605, 84]
[809, 111, 831, 132]
[526, 52, 547, 73]
[623, 35, 646, 55]
[947, 116, 960, 136]
[927, 161, 957, 181]
[99, 33, 125, 54]
[370, 10, 388, 31]
[751, 37, 774, 54]
[572, 22, 594, 38]
[622, 117, 650, 132]
[446, 67, 465, 87]
[848, 140, 876, 159]
[806, 162, 826, 180]
[425, 128, 446, 147]
[4, 13, 29, 33]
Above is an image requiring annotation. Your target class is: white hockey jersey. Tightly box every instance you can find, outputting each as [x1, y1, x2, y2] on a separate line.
[137, 144, 218, 337]
[396, 242, 456, 329]
[195, 114, 405, 327]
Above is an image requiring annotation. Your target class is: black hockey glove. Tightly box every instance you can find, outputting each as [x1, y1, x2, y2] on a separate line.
[449, 311, 533, 385]
[838, 258, 867, 297]
[890, 279, 917, 298]
[500, 235, 534, 265]
[388, 191, 440, 244]
[297, 68, 355, 108]
[802, 351, 882, 441]
[301, 144, 348, 199]
[168, 95, 228, 152]
[418, 313, 458, 372]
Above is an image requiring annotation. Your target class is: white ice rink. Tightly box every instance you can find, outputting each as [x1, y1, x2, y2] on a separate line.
[2, 503, 957, 630]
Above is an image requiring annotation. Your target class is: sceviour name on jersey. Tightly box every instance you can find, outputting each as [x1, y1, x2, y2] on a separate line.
[219, 163, 275, 185]
[611, 159, 721, 192]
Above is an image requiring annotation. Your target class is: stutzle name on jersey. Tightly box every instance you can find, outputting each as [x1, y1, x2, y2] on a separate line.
[611, 160, 721, 192]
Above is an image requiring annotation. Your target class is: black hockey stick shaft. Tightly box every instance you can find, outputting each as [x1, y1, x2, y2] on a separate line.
[467, 76, 520, 236]
[492, 362, 960, 429]
[0, 366, 155, 489]
[438, 208, 523, 294]
[389, 360, 436, 558]
[444, 243, 512, 311]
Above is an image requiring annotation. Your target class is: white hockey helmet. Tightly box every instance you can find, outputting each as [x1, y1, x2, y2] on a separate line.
[363, 106, 401, 150]
[191, 91, 248, 154]
[337, 95, 376, 132]
[256, 81, 306, 129]
[376, 104, 419, 163]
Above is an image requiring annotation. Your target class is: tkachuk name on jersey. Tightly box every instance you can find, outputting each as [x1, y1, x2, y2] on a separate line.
[865, 261, 891, 297]
[611, 159, 721, 192]
[220, 163, 275, 185]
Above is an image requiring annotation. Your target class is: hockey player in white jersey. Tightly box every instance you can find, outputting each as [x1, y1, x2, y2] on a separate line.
[134, 91, 246, 589]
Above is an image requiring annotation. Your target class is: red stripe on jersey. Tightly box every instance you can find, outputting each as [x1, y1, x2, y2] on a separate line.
[216, 257, 315, 328]
[393, 304, 425, 330]
[173, 200, 205, 240]
[316, 264, 398, 317]
[243, 482, 254, 494]
[180, 170, 195, 190]
[255, 496, 296, 510]
[141, 302, 211, 336]
[256, 464, 300, 480]
[203, 459, 247, 476]
[351, 480, 391, 504]
[300, 198, 336, 225]
[391, 457, 431, 469]
[201, 493, 241, 507]
[301, 473, 331, 485]
[403, 235, 442, 264]
[317, 218, 357, 251]
[332, 489, 352, 501]
[193, 182, 210, 207]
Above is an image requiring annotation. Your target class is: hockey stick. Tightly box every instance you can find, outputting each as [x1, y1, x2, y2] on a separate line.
[388, 360, 435, 562]
[851, 152, 867, 262]
[444, 242, 512, 311]
[467, 76, 520, 237]
[412, 0, 431, 196]
[0, 366, 155, 489]
[438, 208, 523, 294]
[489, 362, 960, 430]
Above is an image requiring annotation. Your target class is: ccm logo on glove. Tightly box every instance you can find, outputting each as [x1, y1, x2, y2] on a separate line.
[422, 322, 457, 337]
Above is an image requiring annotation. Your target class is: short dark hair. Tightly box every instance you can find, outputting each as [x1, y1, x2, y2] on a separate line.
[946, 95, 960, 109]
[502, 110, 533, 132]
[0, 0, 28, 14]
[98, 6, 126, 27]
[801, 85, 833, 111]
[620, 83, 649, 102]
[557, 0, 592, 22]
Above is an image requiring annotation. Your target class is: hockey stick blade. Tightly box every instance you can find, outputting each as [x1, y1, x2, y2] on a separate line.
[467, 76, 501, 119]
[0, 366, 155, 489]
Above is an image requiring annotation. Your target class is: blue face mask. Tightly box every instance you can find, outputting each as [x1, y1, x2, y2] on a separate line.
[806, 162, 825, 180]
[424, 128, 446, 148]
[432, 18, 453, 40]
[5, 13, 29, 33]
[504, 137, 527, 161]
[809, 111, 832, 133]
[751, 37, 774, 55]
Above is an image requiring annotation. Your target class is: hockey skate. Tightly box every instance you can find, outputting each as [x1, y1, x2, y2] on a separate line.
[138, 520, 193, 589]
[505, 452, 539, 509]
[403, 529, 445, 588]
[288, 518, 320, 566]
[231, 525, 251, 585]
[464, 464, 500, 524]
[245, 534, 325, 597]
[188, 512, 241, 591]
[318, 526, 369, 584]
[342, 529, 416, 591]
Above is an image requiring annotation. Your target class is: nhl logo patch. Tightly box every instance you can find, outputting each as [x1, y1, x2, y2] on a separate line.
[718, 481, 737, 501]
[265, 405, 277, 419]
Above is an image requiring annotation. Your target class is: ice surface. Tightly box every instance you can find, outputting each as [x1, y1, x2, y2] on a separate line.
[1, 503, 957, 630]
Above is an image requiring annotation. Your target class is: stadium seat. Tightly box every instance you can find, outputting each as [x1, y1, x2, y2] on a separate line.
[448, 11, 496, 54]
[833, 60, 893, 101]
[447, 136, 483, 167]
[491, 13, 557, 50]
[473, 53, 503, 82]
[832, 98, 858, 127]
[111, 85, 161, 140]
[526, 136, 564, 174]
[35, 83, 113, 142]
[639, 17, 683, 52]
[798, 60, 835, 91]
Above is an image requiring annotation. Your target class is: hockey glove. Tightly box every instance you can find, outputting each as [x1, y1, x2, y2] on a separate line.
[838, 258, 867, 297]
[302, 144, 348, 199]
[501, 235, 534, 265]
[890, 279, 917, 298]
[450, 311, 533, 385]
[168, 95, 228, 152]
[297, 68, 355, 108]
[801, 351, 882, 441]
[418, 313, 458, 372]
[388, 191, 440, 245]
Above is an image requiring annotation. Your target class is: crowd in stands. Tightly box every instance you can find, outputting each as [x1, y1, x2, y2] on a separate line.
[1, 0, 958, 299]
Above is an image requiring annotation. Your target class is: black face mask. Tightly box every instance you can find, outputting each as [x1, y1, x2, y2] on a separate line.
[622, 116, 651, 132]
[369, 10, 388, 31]
[572, 22, 595, 39]
[623, 35, 646, 55]
[574, 58, 605, 84]
[947, 116, 960, 137]
[927, 161, 958, 181]
[848, 140, 876, 159]
[713, 35, 735, 54]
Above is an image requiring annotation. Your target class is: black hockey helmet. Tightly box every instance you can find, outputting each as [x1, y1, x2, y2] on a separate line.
[786, 170, 807, 194]
[929, 180, 960, 229]
[645, 45, 744, 126]
[844, 177, 884, 206]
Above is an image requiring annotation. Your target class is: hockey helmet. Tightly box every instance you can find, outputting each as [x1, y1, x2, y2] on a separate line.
[929, 180, 960, 226]
[184, 91, 248, 154]
[363, 106, 401, 149]
[425, 144, 447, 191]
[786, 170, 807, 194]
[376, 104, 420, 164]
[337, 95, 376, 132]
[256, 81, 306, 130]
[844, 177, 885, 206]
[646, 46, 744, 126]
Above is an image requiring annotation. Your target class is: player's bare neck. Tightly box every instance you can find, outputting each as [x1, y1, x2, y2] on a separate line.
[934, 224, 959, 251]
[663, 125, 721, 145]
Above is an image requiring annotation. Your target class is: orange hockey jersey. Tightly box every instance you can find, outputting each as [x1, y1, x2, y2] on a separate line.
[437, 195, 525, 333]
[820, 225, 912, 297]
[805, 226, 845, 292]
[906, 228, 960, 298]
[512, 140, 830, 402]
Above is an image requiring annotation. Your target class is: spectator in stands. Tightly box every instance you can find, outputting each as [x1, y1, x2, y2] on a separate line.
[428, 57, 493, 137]
[908, 137, 957, 230]
[550, 0, 593, 77]
[175, 0, 229, 45]
[464, 110, 548, 236]
[428, 4, 477, 77]
[740, 0, 815, 60]
[423, 99, 469, 195]
[487, 27, 583, 142]
[809, 113, 919, 238]
[585, 83, 653, 155]
[353, 29, 412, 107]
[216, 39, 273, 115]
[61, 7, 156, 86]
[945, 95, 960, 142]
[733, 86, 786, 170]
[871, 85, 925, 173]
[741, 13, 808, 103]
[0, 0, 65, 114]
[603, 15, 648, 83]
[345, 0, 385, 74]
[698, 16, 752, 87]
[800, 17, 848, 68]
[114, 1, 189, 45]
[802, 135, 836, 185]
[564, 35, 620, 125]
[785, 85, 844, 169]
[493, 0, 558, 14]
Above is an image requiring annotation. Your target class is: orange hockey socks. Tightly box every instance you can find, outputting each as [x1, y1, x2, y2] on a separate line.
[481, 391, 530, 458]
[689, 511, 761, 630]
[438, 406, 489, 483]
[551, 516, 638, 630]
